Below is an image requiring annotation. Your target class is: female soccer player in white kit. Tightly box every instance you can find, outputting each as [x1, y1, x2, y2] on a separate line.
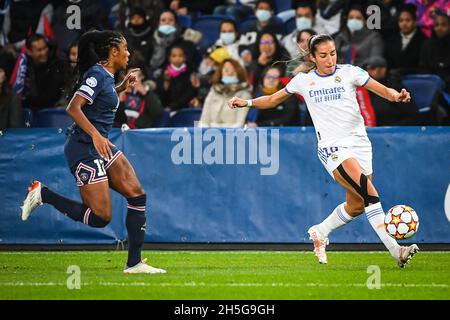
[228, 34, 419, 267]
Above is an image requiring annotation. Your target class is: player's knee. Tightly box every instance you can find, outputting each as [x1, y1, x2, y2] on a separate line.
[93, 208, 112, 223]
[348, 200, 365, 216]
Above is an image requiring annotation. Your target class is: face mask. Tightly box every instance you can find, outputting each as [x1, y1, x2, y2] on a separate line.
[296, 17, 312, 31]
[167, 63, 187, 78]
[347, 19, 364, 33]
[221, 75, 239, 84]
[256, 9, 272, 22]
[158, 25, 176, 35]
[220, 32, 236, 45]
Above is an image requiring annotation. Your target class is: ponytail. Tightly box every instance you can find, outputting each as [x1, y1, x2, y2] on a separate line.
[70, 30, 124, 97]
[287, 34, 335, 75]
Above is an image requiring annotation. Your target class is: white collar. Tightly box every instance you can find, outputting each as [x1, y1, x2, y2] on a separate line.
[97, 63, 114, 78]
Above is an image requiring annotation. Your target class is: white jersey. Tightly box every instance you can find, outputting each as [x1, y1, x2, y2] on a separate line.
[285, 64, 371, 146]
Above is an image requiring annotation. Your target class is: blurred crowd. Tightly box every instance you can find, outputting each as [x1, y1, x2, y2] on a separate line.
[0, 0, 449, 131]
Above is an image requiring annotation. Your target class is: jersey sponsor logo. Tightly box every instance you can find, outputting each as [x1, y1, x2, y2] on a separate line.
[86, 77, 97, 87]
[308, 86, 345, 103]
[79, 85, 94, 96]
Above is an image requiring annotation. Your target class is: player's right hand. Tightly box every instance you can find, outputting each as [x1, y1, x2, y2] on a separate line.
[228, 97, 248, 109]
[93, 134, 115, 161]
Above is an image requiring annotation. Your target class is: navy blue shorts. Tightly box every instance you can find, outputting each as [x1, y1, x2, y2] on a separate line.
[64, 138, 122, 187]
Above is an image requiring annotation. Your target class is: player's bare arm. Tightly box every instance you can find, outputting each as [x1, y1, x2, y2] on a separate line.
[228, 88, 291, 110]
[365, 78, 411, 103]
[66, 94, 115, 161]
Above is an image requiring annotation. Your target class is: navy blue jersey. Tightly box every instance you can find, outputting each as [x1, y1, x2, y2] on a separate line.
[68, 64, 119, 143]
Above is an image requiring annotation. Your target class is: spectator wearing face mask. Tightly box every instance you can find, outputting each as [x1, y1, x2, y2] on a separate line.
[123, 7, 153, 63]
[156, 45, 197, 111]
[241, 0, 285, 36]
[149, 9, 201, 79]
[334, 5, 384, 67]
[281, 0, 319, 59]
[201, 19, 246, 69]
[314, 0, 345, 36]
[199, 59, 251, 128]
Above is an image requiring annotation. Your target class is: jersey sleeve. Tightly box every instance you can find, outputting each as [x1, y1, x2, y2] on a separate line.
[285, 73, 304, 95]
[350, 65, 371, 87]
[75, 68, 104, 105]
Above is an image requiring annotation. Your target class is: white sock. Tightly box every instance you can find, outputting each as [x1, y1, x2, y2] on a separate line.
[317, 203, 355, 237]
[365, 202, 400, 259]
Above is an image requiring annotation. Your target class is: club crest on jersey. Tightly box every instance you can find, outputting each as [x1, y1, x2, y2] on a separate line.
[80, 173, 89, 182]
[309, 81, 316, 86]
[86, 77, 97, 87]
[334, 76, 341, 83]
[330, 153, 338, 161]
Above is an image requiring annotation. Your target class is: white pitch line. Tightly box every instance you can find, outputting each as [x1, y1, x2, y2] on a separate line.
[0, 282, 448, 289]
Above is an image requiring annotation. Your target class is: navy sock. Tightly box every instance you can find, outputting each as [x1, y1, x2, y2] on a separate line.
[41, 186, 109, 228]
[126, 194, 147, 267]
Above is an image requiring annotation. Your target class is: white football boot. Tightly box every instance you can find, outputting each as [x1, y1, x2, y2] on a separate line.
[123, 258, 167, 274]
[398, 244, 420, 268]
[308, 225, 329, 264]
[21, 180, 43, 221]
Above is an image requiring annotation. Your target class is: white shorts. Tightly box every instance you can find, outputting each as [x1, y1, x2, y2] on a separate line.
[317, 135, 373, 178]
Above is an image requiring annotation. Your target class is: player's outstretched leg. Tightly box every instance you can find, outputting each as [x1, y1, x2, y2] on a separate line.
[21, 180, 111, 227]
[21, 181, 43, 221]
[308, 200, 358, 264]
[366, 203, 420, 267]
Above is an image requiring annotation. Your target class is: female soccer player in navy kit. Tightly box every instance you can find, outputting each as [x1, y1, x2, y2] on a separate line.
[21, 30, 166, 274]
[229, 34, 419, 268]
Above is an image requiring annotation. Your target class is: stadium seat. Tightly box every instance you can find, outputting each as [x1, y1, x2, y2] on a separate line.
[168, 108, 202, 127]
[152, 111, 171, 128]
[98, 0, 118, 15]
[275, 0, 292, 14]
[442, 91, 450, 106]
[246, 107, 259, 122]
[239, 15, 257, 33]
[401, 74, 443, 113]
[177, 14, 192, 29]
[33, 108, 73, 128]
[22, 108, 33, 128]
[192, 15, 229, 51]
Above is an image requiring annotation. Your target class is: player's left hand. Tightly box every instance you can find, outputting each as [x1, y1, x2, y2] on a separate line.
[117, 68, 141, 92]
[396, 88, 411, 103]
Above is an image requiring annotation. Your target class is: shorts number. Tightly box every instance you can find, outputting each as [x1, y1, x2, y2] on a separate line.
[94, 159, 106, 176]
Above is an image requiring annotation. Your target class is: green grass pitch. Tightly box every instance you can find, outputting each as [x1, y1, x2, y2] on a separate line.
[0, 251, 449, 300]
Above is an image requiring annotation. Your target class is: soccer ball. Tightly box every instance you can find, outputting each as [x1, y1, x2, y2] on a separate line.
[384, 205, 419, 240]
